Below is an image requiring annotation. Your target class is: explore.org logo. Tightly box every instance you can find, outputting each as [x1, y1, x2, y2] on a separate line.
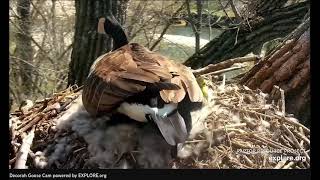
[268, 154, 306, 162]
[236, 147, 307, 162]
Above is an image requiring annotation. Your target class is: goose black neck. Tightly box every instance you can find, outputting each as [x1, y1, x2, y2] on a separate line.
[105, 18, 129, 50]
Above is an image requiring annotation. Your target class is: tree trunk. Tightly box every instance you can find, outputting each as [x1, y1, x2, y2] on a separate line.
[186, 0, 202, 53]
[195, 0, 203, 53]
[68, 0, 125, 86]
[184, 1, 309, 69]
[241, 16, 310, 126]
[112, 0, 128, 25]
[16, 0, 33, 95]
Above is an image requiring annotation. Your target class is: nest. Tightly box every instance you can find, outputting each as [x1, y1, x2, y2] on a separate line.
[173, 79, 310, 169]
[9, 79, 310, 169]
[9, 86, 84, 169]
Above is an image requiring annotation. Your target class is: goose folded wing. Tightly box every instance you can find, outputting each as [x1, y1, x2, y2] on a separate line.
[130, 43, 203, 103]
[82, 48, 180, 116]
[176, 64, 203, 102]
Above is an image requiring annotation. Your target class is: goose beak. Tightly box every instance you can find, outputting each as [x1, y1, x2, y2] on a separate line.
[152, 111, 188, 146]
[98, 17, 106, 34]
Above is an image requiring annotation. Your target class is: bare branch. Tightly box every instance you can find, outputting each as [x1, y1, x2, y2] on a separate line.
[228, 0, 242, 22]
[30, 1, 48, 26]
[10, 19, 55, 64]
[192, 55, 259, 76]
[218, 0, 234, 23]
[150, 2, 186, 50]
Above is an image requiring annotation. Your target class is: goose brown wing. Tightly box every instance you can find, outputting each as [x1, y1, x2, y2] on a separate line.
[173, 63, 203, 102]
[82, 45, 179, 116]
[129, 43, 203, 103]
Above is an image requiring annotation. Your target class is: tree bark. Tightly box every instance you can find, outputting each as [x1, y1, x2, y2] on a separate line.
[186, 0, 202, 53]
[241, 16, 310, 126]
[15, 0, 33, 95]
[184, 1, 309, 69]
[68, 0, 126, 86]
[195, 0, 203, 53]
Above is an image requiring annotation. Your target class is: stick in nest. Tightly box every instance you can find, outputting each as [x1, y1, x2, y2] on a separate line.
[203, 66, 246, 76]
[281, 124, 310, 164]
[222, 102, 310, 136]
[280, 116, 310, 135]
[250, 134, 298, 156]
[14, 126, 35, 169]
[242, 154, 255, 168]
[274, 158, 287, 169]
[292, 130, 310, 146]
[282, 161, 295, 169]
[279, 87, 286, 116]
[18, 113, 45, 133]
[192, 56, 259, 76]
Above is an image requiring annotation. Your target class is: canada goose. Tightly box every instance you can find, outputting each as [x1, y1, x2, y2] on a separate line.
[82, 14, 203, 146]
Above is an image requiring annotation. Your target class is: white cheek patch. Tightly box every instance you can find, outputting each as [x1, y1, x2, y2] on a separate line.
[117, 102, 178, 122]
[117, 102, 152, 122]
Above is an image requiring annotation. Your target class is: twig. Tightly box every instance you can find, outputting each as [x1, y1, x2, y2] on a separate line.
[213, 123, 247, 133]
[231, 141, 252, 149]
[221, 102, 310, 135]
[9, 19, 55, 64]
[223, 121, 233, 149]
[234, 27, 240, 45]
[17, 113, 41, 130]
[150, 2, 186, 50]
[185, 0, 199, 45]
[281, 124, 310, 163]
[242, 155, 255, 168]
[279, 135, 292, 148]
[56, 43, 74, 62]
[282, 162, 295, 169]
[228, 0, 242, 22]
[73, 147, 86, 153]
[229, 158, 253, 169]
[292, 130, 310, 146]
[57, 95, 79, 112]
[274, 158, 287, 169]
[30, 1, 48, 25]
[192, 56, 258, 76]
[280, 87, 286, 116]
[299, 139, 304, 147]
[299, 127, 305, 136]
[14, 126, 35, 169]
[18, 113, 45, 133]
[250, 134, 297, 155]
[221, 103, 274, 119]
[279, 117, 310, 135]
[203, 66, 246, 76]
[283, 134, 295, 147]
[218, 0, 234, 23]
[218, 74, 226, 92]
[185, 140, 207, 143]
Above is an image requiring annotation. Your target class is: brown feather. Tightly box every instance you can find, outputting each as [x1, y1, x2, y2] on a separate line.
[139, 65, 173, 80]
[178, 65, 203, 102]
[160, 77, 185, 103]
[82, 43, 203, 116]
